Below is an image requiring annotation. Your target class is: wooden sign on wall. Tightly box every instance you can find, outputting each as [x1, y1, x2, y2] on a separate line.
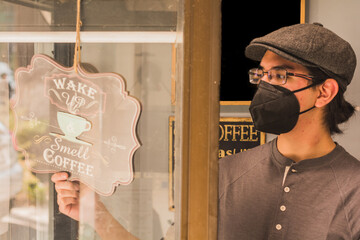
[218, 117, 265, 158]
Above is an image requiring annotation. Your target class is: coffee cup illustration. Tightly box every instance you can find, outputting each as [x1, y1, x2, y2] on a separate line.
[54, 111, 92, 145]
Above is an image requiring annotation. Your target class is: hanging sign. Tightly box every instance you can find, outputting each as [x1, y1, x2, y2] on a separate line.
[11, 54, 141, 196]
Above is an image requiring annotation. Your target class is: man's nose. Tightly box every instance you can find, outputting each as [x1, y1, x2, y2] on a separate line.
[260, 72, 271, 83]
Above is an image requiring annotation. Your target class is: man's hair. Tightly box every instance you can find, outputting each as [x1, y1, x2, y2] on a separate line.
[307, 67, 356, 135]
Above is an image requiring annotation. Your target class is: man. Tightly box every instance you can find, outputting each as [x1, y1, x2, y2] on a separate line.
[218, 23, 360, 240]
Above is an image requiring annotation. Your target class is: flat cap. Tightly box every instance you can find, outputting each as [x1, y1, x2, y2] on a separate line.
[245, 23, 357, 90]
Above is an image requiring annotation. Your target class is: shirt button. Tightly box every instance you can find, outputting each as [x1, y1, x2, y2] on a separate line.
[280, 205, 286, 211]
[284, 187, 290, 193]
[276, 224, 282, 230]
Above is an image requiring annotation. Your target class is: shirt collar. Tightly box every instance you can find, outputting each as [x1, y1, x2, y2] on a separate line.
[270, 138, 343, 170]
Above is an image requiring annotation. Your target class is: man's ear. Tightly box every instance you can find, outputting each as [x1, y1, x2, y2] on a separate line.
[315, 79, 339, 108]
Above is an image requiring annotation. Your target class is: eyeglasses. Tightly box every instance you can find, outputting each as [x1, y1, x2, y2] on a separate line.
[248, 67, 314, 85]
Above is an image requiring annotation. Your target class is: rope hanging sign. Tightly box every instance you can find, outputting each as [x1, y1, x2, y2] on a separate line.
[73, 0, 82, 72]
[11, 1, 141, 196]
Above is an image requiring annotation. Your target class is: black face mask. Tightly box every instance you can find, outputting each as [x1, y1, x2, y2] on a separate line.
[249, 81, 317, 135]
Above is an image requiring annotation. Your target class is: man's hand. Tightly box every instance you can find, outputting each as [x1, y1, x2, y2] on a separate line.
[51, 172, 139, 240]
[51, 172, 81, 221]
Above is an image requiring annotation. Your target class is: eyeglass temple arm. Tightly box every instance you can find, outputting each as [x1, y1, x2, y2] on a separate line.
[289, 72, 314, 80]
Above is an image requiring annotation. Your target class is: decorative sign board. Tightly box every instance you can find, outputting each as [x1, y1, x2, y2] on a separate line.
[12, 54, 141, 196]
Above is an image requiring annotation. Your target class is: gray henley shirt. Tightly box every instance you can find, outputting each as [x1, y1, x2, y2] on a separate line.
[218, 139, 360, 240]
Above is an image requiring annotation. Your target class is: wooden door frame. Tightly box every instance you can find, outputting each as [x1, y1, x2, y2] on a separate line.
[180, 0, 221, 239]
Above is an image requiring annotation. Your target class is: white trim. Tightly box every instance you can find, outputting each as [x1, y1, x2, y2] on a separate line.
[0, 31, 177, 43]
[282, 166, 291, 187]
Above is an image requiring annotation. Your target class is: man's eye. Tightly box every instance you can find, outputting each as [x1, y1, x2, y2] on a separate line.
[276, 74, 286, 80]
[251, 73, 261, 78]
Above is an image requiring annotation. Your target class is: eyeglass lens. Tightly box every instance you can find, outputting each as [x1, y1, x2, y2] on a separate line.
[249, 68, 287, 85]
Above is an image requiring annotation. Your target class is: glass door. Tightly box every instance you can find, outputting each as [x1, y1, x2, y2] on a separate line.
[0, 1, 182, 239]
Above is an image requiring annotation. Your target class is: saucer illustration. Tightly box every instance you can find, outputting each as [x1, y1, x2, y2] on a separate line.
[50, 111, 92, 146]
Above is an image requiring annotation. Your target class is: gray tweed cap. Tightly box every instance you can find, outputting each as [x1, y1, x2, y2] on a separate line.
[245, 23, 357, 90]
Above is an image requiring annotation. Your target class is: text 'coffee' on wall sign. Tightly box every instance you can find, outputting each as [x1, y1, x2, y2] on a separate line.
[11, 54, 141, 196]
[218, 117, 265, 158]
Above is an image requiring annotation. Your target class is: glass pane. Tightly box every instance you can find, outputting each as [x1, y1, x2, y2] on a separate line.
[79, 42, 175, 239]
[0, 0, 177, 31]
[0, 43, 51, 240]
[3, 40, 177, 240]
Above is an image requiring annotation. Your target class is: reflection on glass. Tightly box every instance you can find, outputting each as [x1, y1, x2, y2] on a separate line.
[2, 42, 175, 240]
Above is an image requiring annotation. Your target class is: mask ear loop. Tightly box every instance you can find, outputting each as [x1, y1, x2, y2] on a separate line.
[292, 82, 320, 114]
[299, 106, 316, 114]
[291, 81, 319, 94]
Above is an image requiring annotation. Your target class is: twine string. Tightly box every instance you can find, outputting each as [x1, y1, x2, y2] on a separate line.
[73, 0, 82, 73]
